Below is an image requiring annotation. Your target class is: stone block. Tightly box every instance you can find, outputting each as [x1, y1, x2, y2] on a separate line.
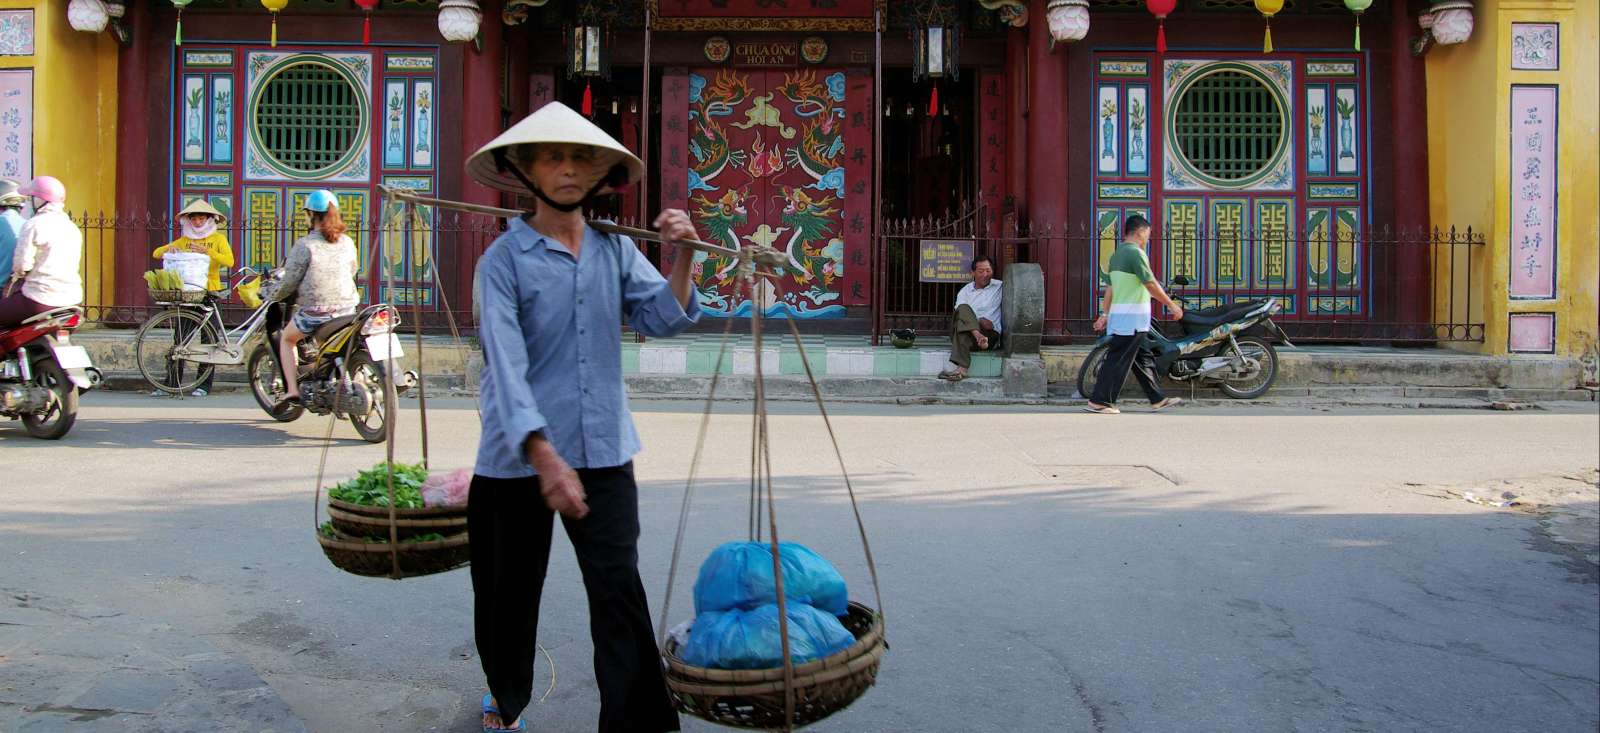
[1002, 356, 1048, 397]
[1001, 263, 1044, 356]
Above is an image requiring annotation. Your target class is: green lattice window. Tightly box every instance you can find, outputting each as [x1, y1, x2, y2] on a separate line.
[1172, 70, 1285, 183]
[252, 60, 362, 175]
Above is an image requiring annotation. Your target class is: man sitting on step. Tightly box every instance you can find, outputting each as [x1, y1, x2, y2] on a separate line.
[938, 255, 1003, 382]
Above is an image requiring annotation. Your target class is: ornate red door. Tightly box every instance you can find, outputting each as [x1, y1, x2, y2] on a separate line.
[685, 68, 852, 319]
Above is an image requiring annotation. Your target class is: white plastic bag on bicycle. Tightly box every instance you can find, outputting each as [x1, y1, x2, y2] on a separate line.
[162, 252, 210, 292]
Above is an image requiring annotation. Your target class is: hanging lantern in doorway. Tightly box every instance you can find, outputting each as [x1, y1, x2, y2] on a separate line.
[170, 0, 193, 46]
[355, 0, 379, 45]
[566, 3, 613, 118]
[911, 2, 960, 118]
[1343, 0, 1373, 50]
[261, 0, 289, 47]
[1145, 0, 1176, 54]
[1254, 0, 1284, 53]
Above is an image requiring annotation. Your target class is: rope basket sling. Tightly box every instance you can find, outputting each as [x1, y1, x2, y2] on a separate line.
[313, 197, 477, 579]
[652, 257, 888, 732]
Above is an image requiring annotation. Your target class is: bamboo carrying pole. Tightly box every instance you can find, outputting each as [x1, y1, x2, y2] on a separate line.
[375, 184, 745, 260]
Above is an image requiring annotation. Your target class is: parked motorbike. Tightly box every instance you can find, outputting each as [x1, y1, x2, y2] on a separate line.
[1077, 277, 1293, 400]
[1, 306, 101, 439]
[246, 287, 416, 443]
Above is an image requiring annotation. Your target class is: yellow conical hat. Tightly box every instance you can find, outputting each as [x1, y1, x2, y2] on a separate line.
[465, 101, 644, 196]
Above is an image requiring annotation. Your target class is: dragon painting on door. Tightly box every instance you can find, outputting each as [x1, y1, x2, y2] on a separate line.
[687, 68, 849, 318]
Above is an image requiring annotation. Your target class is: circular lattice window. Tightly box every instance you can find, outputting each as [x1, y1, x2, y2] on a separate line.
[1171, 69, 1286, 187]
[251, 59, 365, 177]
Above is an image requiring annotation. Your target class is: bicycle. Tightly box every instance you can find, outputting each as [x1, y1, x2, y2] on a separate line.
[134, 267, 271, 394]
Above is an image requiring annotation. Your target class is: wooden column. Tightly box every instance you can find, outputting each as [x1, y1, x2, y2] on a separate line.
[460, 0, 505, 210]
[1026, 0, 1071, 332]
[1389, 0, 1431, 337]
[113, 0, 154, 307]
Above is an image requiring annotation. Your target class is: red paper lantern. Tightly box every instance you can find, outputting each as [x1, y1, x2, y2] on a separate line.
[355, 0, 378, 44]
[1147, 0, 1177, 54]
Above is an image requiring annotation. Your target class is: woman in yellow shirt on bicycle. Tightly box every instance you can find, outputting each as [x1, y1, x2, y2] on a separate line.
[151, 199, 234, 396]
[153, 199, 234, 291]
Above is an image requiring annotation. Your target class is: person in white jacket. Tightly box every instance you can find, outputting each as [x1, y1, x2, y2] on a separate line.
[0, 176, 82, 328]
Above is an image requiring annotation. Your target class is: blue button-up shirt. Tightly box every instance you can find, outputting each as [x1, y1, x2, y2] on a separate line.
[474, 218, 700, 479]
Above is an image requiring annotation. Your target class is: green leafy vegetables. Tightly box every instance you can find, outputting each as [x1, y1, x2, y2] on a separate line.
[327, 462, 429, 508]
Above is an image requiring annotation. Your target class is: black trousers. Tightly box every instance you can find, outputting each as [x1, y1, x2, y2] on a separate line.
[1090, 331, 1166, 406]
[169, 313, 215, 392]
[468, 464, 680, 732]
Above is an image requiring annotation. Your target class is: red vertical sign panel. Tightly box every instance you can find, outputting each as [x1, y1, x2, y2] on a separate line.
[979, 69, 1007, 239]
[842, 68, 872, 306]
[659, 68, 691, 273]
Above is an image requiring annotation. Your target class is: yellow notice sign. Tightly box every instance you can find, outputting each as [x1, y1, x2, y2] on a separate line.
[919, 239, 976, 283]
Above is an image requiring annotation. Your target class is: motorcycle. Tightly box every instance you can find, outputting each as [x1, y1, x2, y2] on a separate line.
[1, 306, 101, 439]
[1077, 277, 1294, 400]
[246, 283, 417, 443]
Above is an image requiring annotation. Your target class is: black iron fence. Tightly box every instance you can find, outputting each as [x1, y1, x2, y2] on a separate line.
[874, 215, 1486, 345]
[66, 207, 1485, 346]
[70, 210, 509, 332]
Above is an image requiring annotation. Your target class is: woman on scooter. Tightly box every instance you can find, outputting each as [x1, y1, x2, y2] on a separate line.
[0, 176, 82, 329]
[270, 189, 359, 407]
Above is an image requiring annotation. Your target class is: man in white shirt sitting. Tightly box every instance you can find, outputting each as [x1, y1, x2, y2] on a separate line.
[938, 256, 1003, 381]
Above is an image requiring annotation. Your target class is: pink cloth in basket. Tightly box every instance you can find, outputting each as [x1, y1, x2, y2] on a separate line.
[422, 468, 471, 507]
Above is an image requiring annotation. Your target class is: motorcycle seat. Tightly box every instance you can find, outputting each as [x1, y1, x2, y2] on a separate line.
[311, 314, 358, 344]
[1180, 301, 1265, 328]
[20, 307, 81, 325]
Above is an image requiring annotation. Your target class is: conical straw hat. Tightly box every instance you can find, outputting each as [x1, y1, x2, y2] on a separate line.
[177, 198, 227, 223]
[466, 101, 644, 196]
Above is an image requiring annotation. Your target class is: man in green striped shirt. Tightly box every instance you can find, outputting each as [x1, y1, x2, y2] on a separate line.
[1087, 214, 1184, 414]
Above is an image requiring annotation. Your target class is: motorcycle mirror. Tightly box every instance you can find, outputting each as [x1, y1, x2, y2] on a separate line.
[1172, 275, 1191, 287]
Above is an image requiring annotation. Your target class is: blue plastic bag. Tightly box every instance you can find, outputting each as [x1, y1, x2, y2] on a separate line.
[693, 541, 849, 616]
[679, 602, 857, 670]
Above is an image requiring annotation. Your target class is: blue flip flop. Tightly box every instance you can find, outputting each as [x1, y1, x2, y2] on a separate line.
[480, 694, 525, 733]
[482, 717, 526, 733]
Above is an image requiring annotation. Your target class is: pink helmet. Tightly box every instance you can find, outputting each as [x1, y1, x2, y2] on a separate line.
[18, 176, 65, 205]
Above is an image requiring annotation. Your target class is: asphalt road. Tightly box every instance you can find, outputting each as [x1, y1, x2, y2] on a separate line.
[3, 393, 1597, 732]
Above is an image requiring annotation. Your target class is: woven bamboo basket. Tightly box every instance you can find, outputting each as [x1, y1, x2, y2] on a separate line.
[327, 505, 467, 541]
[316, 528, 471, 578]
[147, 288, 209, 304]
[328, 497, 467, 520]
[661, 602, 886, 729]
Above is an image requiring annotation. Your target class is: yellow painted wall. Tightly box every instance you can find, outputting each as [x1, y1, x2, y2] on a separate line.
[0, 0, 119, 309]
[1428, 0, 1600, 370]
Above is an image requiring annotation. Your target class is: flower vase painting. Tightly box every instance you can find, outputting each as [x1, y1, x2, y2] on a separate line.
[184, 82, 205, 162]
[1334, 89, 1358, 174]
[1128, 89, 1148, 174]
[1097, 86, 1118, 174]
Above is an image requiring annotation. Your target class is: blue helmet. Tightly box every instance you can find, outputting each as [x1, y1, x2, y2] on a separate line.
[305, 189, 338, 213]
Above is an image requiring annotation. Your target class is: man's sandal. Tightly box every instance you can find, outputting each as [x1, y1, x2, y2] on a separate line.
[1084, 404, 1121, 414]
